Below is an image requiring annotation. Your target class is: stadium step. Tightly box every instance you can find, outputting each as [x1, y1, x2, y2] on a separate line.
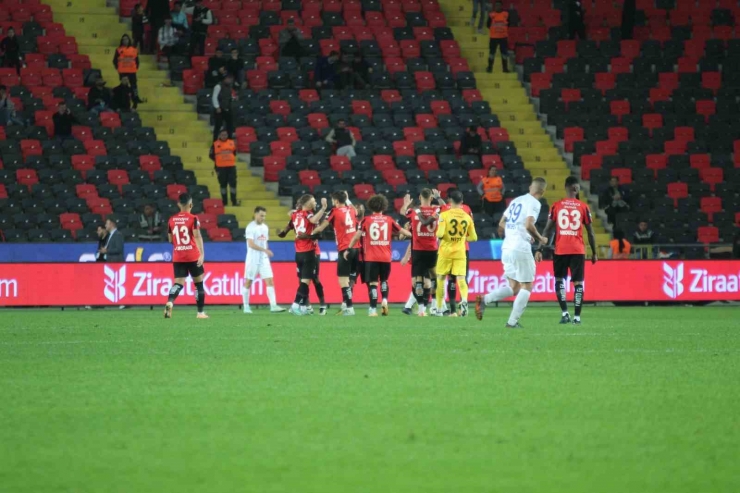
[440, 0, 609, 251]
[55, 0, 292, 236]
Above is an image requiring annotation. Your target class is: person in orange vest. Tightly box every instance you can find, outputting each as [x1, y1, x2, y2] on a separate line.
[609, 230, 632, 259]
[477, 166, 506, 217]
[486, 1, 509, 73]
[209, 128, 238, 206]
[113, 34, 142, 106]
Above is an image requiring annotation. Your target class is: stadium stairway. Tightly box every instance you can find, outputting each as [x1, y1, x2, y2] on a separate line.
[437, 0, 610, 250]
[47, 0, 291, 235]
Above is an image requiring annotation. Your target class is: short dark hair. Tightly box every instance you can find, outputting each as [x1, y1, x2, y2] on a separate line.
[254, 206, 266, 214]
[178, 193, 192, 205]
[448, 190, 464, 204]
[331, 191, 348, 204]
[468, 125, 477, 132]
[329, 50, 339, 57]
[134, 3, 141, 8]
[97, 223, 106, 230]
[0, 85, 6, 91]
[367, 194, 388, 213]
[420, 188, 433, 199]
[565, 176, 579, 188]
[106, 216, 117, 225]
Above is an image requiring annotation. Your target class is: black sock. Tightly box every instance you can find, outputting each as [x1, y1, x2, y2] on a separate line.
[167, 283, 183, 304]
[294, 282, 309, 305]
[369, 285, 378, 308]
[194, 282, 205, 312]
[574, 284, 584, 318]
[555, 279, 568, 314]
[447, 277, 457, 312]
[414, 281, 424, 305]
[380, 280, 389, 303]
[423, 287, 431, 306]
[313, 280, 325, 305]
[341, 286, 353, 308]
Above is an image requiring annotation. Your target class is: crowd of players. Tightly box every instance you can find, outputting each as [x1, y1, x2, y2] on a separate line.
[161, 175, 599, 327]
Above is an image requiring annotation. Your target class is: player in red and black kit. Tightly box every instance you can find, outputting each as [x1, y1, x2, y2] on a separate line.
[347, 194, 411, 316]
[164, 193, 208, 319]
[278, 194, 328, 316]
[542, 176, 597, 325]
[310, 191, 360, 315]
[399, 188, 440, 316]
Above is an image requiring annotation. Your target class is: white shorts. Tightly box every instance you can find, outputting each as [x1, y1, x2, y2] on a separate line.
[502, 250, 536, 283]
[244, 258, 273, 281]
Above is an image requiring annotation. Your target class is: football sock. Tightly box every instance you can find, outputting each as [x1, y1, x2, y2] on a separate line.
[167, 283, 183, 304]
[435, 279, 445, 311]
[293, 282, 309, 306]
[341, 287, 353, 308]
[483, 285, 514, 304]
[508, 289, 531, 326]
[404, 292, 416, 309]
[457, 278, 469, 302]
[368, 285, 378, 309]
[380, 280, 389, 303]
[555, 279, 568, 315]
[266, 286, 276, 308]
[423, 288, 431, 306]
[195, 282, 206, 313]
[447, 278, 457, 313]
[413, 281, 424, 305]
[313, 280, 325, 305]
[574, 284, 584, 319]
[242, 285, 250, 308]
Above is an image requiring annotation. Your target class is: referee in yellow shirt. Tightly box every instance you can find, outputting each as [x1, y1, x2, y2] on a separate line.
[435, 190, 478, 317]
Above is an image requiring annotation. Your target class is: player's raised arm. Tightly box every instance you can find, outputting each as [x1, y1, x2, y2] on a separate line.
[399, 193, 413, 216]
[436, 213, 447, 239]
[309, 198, 328, 224]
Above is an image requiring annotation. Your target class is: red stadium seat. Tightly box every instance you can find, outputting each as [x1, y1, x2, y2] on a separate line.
[607, 127, 629, 142]
[594, 73, 615, 93]
[580, 155, 602, 180]
[298, 170, 321, 191]
[139, 155, 162, 178]
[646, 154, 667, 174]
[481, 155, 502, 170]
[689, 154, 711, 170]
[263, 156, 285, 182]
[529, 73, 552, 97]
[235, 127, 257, 153]
[353, 184, 375, 200]
[611, 168, 632, 184]
[16, 169, 38, 188]
[564, 127, 584, 153]
[72, 156, 96, 178]
[697, 226, 719, 244]
[373, 155, 395, 171]
[270, 141, 292, 157]
[107, 170, 130, 193]
[700, 197, 722, 222]
[203, 199, 225, 215]
[209, 228, 233, 242]
[330, 156, 352, 174]
[667, 182, 689, 204]
[417, 155, 439, 175]
[60, 213, 83, 231]
[393, 140, 415, 156]
[700, 168, 724, 192]
[642, 113, 663, 130]
[277, 127, 299, 143]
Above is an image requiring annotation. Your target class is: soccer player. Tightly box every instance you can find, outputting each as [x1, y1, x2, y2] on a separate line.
[310, 191, 359, 316]
[435, 190, 477, 317]
[399, 189, 440, 316]
[541, 176, 598, 324]
[164, 193, 208, 319]
[475, 177, 548, 328]
[278, 194, 328, 316]
[347, 195, 411, 316]
[242, 206, 285, 314]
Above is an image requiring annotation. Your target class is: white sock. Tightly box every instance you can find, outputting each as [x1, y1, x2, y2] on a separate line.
[242, 286, 250, 308]
[484, 285, 514, 304]
[266, 286, 276, 308]
[404, 292, 416, 309]
[508, 289, 531, 326]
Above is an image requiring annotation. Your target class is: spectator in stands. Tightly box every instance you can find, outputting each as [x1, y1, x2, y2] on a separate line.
[87, 78, 112, 115]
[486, 1, 509, 73]
[478, 166, 506, 217]
[567, 0, 586, 40]
[315, 51, 340, 89]
[113, 34, 142, 105]
[146, 0, 170, 54]
[112, 76, 135, 112]
[0, 84, 24, 126]
[460, 125, 482, 157]
[601, 176, 629, 224]
[225, 48, 244, 88]
[95, 224, 109, 262]
[100, 217, 125, 262]
[52, 102, 78, 140]
[352, 54, 372, 86]
[211, 74, 236, 140]
[210, 128, 238, 206]
[279, 18, 304, 60]
[621, 0, 636, 40]
[206, 48, 226, 87]
[609, 230, 631, 259]
[186, 0, 213, 56]
[337, 54, 367, 90]
[471, 0, 490, 34]
[633, 221, 655, 245]
[0, 27, 24, 75]
[325, 119, 356, 159]
[131, 4, 148, 52]
[138, 204, 163, 241]
[170, 1, 189, 33]
[158, 17, 181, 58]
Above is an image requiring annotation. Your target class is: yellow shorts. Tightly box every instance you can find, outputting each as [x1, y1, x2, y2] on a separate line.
[435, 256, 467, 277]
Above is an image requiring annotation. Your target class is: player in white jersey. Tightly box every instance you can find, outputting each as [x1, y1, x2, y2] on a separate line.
[475, 177, 548, 328]
[242, 206, 285, 313]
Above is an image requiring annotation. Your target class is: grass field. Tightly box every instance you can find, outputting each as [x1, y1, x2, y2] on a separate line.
[1, 305, 739, 493]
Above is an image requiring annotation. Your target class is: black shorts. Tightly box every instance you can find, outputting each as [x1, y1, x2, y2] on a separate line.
[338, 248, 358, 277]
[365, 261, 391, 283]
[553, 254, 585, 282]
[173, 261, 204, 279]
[295, 251, 318, 280]
[411, 250, 437, 278]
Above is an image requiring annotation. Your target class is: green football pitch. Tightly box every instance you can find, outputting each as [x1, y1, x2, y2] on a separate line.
[1, 305, 739, 493]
